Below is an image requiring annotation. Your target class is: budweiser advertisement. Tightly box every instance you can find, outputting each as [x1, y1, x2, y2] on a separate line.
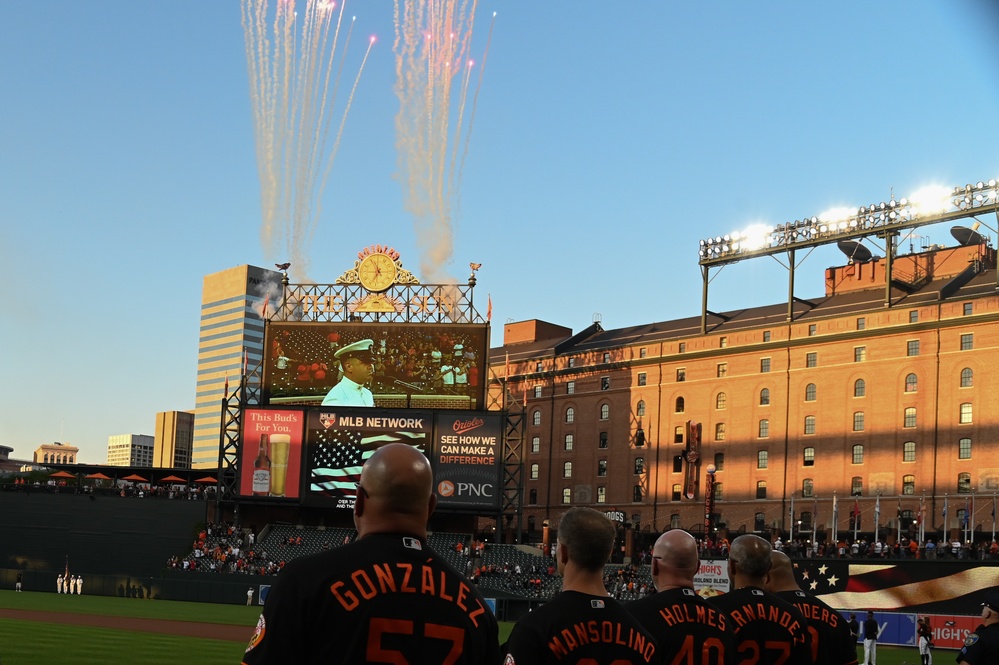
[238, 408, 304, 499]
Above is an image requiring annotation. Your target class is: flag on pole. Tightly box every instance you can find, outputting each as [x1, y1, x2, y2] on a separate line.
[943, 494, 949, 519]
[487, 294, 492, 322]
[964, 499, 971, 526]
[832, 495, 839, 542]
[812, 495, 818, 544]
[224, 373, 229, 395]
[897, 497, 903, 544]
[875, 494, 881, 529]
[262, 294, 269, 319]
[993, 494, 996, 520]
[789, 493, 795, 540]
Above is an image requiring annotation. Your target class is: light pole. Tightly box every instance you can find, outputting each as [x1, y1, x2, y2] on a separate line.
[704, 464, 717, 540]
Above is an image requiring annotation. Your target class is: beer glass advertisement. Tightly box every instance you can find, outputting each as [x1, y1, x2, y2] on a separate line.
[262, 322, 488, 410]
[303, 408, 431, 509]
[432, 412, 503, 511]
[239, 408, 304, 499]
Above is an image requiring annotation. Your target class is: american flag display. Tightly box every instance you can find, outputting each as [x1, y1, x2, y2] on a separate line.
[794, 559, 999, 614]
[305, 409, 429, 508]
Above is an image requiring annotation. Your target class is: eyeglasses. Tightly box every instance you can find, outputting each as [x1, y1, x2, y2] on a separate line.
[354, 482, 369, 499]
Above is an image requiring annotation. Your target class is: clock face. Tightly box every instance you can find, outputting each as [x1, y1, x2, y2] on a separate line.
[357, 253, 398, 292]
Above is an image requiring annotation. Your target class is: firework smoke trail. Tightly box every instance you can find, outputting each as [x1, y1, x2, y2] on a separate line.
[241, 0, 371, 279]
[393, 0, 488, 283]
[456, 11, 495, 199]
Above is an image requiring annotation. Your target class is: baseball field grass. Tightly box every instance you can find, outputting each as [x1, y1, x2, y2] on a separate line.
[0, 589, 946, 664]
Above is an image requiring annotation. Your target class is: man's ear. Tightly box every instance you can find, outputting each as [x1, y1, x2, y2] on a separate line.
[353, 488, 365, 518]
[650, 557, 660, 578]
[427, 493, 437, 519]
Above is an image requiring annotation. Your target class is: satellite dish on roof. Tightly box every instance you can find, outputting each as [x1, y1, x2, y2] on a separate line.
[837, 239, 873, 264]
[950, 224, 985, 247]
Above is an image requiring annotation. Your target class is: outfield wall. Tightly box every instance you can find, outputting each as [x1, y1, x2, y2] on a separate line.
[0, 489, 205, 576]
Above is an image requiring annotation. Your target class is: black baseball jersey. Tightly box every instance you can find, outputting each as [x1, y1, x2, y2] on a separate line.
[708, 586, 811, 665]
[504, 590, 658, 664]
[775, 590, 858, 665]
[242, 532, 500, 665]
[862, 618, 878, 641]
[957, 622, 999, 665]
[625, 587, 736, 665]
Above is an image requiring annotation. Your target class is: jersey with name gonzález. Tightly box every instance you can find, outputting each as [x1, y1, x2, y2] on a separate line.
[708, 587, 811, 665]
[625, 587, 736, 665]
[504, 590, 657, 665]
[774, 590, 857, 665]
[241, 533, 500, 665]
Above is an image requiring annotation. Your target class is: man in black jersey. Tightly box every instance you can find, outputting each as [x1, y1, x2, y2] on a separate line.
[503, 507, 657, 664]
[242, 443, 501, 665]
[862, 610, 882, 665]
[708, 534, 810, 665]
[766, 550, 858, 665]
[626, 529, 735, 665]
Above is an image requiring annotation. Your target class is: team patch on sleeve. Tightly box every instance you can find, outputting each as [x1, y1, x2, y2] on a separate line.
[964, 633, 979, 647]
[246, 614, 266, 653]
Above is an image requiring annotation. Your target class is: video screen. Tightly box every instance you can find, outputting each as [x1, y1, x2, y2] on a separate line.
[302, 408, 431, 509]
[262, 322, 489, 410]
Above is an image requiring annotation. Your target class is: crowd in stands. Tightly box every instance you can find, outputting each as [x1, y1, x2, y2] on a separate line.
[167, 521, 999, 601]
[771, 534, 999, 560]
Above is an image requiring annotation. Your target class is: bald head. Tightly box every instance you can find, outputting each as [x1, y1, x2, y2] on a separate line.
[766, 551, 799, 593]
[355, 444, 435, 537]
[650, 530, 699, 590]
[729, 534, 773, 583]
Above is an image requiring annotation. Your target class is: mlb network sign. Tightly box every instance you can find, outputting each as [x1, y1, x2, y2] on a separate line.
[433, 412, 503, 510]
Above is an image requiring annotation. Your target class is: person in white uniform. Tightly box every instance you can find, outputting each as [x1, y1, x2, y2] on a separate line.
[321, 340, 375, 407]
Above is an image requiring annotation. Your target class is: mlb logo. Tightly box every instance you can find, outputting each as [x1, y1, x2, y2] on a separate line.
[590, 599, 605, 609]
[402, 537, 423, 550]
[319, 413, 336, 429]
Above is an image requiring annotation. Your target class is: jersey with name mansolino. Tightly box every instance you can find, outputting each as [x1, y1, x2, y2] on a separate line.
[625, 587, 736, 665]
[708, 587, 811, 665]
[504, 591, 657, 664]
[241, 533, 500, 665]
[774, 590, 858, 665]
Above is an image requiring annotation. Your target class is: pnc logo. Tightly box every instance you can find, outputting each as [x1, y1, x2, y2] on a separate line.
[438, 480, 455, 497]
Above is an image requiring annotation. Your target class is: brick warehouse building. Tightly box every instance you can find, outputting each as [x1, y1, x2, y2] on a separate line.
[488, 241, 999, 548]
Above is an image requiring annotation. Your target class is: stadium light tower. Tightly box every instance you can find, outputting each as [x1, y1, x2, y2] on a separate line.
[696, 178, 999, 333]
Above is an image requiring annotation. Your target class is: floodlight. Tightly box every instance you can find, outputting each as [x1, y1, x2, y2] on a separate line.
[908, 185, 952, 215]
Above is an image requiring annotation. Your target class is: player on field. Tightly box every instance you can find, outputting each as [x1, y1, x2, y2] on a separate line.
[708, 535, 810, 665]
[242, 443, 501, 664]
[766, 550, 858, 665]
[503, 507, 657, 664]
[625, 529, 735, 665]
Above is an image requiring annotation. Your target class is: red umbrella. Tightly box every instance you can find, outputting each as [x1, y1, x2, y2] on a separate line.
[194, 476, 217, 484]
[159, 475, 186, 483]
[121, 474, 148, 482]
[50, 471, 76, 479]
[85, 472, 112, 480]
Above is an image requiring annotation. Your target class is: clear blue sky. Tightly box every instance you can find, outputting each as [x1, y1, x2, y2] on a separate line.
[2, 1, 998, 464]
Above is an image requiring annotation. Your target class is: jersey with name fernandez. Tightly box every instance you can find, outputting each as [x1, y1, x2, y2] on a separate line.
[625, 587, 736, 665]
[708, 586, 811, 665]
[504, 591, 658, 664]
[242, 532, 500, 665]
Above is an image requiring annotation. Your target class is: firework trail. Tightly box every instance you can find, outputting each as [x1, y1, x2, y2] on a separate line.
[241, 0, 372, 279]
[393, 0, 492, 283]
